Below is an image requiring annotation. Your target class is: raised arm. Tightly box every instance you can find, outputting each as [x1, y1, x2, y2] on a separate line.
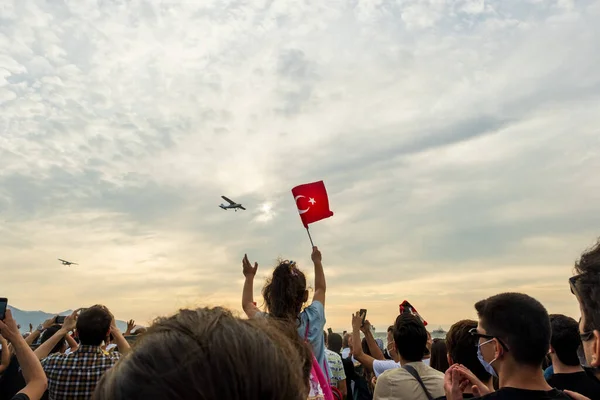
[110, 316, 131, 355]
[351, 311, 376, 371]
[362, 320, 385, 361]
[241, 254, 260, 318]
[65, 332, 78, 352]
[311, 247, 326, 306]
[0, 334, 10, 374]
[34, 312, 77, 360]
[0, 310, 47, 399]
[26, 316, 58, 348]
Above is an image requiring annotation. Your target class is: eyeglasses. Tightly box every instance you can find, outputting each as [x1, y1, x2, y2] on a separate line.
[469, 328, 509, 351]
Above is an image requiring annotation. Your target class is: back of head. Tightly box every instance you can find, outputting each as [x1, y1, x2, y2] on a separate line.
[574, 240, 600, 332]
[393, 314, 427, 362]
[41, 325, 67, 355]
[93, 307, 307, 400]
[328, 333, 343, 354]
[475, 292, 550, 367]
[77, 305, 112, 346]
[550, 314, 582, 366]
[262, 261, 307, 321]
[430, 339, 450, 373]
[446, 319, 491, 382]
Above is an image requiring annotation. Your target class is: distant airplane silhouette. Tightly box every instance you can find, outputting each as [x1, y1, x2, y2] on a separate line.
[58, 259, 78, 266]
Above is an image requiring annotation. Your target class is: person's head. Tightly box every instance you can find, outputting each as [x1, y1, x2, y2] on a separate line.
[474, 293, 551, 377]
[328, 333, 343, 354]
[446, 319, 491, 383]
[77, 305, 113, 346]
[94, 307, 309, 400]
[262, 260, 308, 321]
[393, 314, 428, 362]
[549, 314, 582, 367]
[571, 239, 600, 367]
[343, 333, 350, 348]
[41, 325, 67, 355]
[430, 339, 450, 373]
[361, 337, 372, 356]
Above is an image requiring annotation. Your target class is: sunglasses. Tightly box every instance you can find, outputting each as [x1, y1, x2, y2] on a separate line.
[469, 328, 509, 351]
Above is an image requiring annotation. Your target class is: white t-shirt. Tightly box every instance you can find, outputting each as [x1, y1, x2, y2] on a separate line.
[373, 359, 401, 377]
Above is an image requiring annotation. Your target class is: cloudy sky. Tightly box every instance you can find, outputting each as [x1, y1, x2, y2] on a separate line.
[1, 0, 599, 330]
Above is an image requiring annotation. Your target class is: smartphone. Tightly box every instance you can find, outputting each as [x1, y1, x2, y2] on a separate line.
[56, 316, 66, 324]
[0, 298, 7, 320]
[327, 327, 333, 335]
[359, 309, 367, 326]
[399, 300, 428, 326]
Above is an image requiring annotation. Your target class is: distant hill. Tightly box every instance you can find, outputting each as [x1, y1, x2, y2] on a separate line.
[8, 305, 129, 333]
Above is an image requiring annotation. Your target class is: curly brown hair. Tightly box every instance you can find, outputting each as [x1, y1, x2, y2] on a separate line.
[262, 260, 307, 322]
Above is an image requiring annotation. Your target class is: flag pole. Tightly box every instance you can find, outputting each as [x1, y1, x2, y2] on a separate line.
[306, 227, 315, 248]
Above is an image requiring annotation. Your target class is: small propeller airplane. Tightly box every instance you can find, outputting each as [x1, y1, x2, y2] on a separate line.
[58, 259, 78, 266]
[219, 196, 246, 211]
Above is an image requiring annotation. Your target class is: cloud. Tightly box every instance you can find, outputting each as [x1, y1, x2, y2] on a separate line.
[1, 0, 598, 330]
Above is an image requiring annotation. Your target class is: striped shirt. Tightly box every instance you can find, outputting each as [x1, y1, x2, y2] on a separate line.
[41, 345, 121, 400]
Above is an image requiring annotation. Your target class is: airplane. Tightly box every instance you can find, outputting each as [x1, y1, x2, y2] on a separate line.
[219, 196, 246, 212]
[58, 259, 78, 266]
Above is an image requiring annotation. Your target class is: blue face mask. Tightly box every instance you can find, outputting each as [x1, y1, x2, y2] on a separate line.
[477, 339, 498, 378]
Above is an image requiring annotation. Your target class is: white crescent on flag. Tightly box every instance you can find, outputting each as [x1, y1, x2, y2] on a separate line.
[294, 195, 310, 214]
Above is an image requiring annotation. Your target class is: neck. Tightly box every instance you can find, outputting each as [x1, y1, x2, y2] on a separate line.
[499, 362, 552, 391]
[552, 360, 584, 374]
[398, 356, 420, 366]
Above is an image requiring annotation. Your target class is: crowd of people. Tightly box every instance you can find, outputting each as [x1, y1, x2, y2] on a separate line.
[0, 239, 599, 400]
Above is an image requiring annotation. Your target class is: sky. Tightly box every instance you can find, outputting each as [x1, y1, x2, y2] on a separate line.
[1, 0, 599, 331]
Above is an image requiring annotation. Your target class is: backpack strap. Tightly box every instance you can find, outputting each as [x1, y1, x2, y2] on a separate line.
[403, 365, 434, 400]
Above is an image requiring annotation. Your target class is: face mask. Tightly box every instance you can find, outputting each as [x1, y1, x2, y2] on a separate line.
[477, 339, 498, 378]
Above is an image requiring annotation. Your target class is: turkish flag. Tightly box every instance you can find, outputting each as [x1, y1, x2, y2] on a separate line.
[291, 181, 334, 228]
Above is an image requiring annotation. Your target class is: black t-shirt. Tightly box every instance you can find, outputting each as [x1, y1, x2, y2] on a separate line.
[547, 372, 600, 400]
[480, 388, 571, 400]
[11, 394, 30, 400]
[341, 356, 356, 399]
[0, 355, 26, 399]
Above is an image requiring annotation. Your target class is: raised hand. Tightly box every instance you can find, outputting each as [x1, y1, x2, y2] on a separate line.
[0, 310, 22, 343]
[242, 254, 258, 278]
[352, 311, 363, 332]
[63, 312, 77, 332]
[453, 364, 491, 397]
[311, 246, 322, 263]
[361, 319, 372, 334]
[126, 319, 135, 334]
[29, 323, 33, 333]
[42, 316, 57, 329]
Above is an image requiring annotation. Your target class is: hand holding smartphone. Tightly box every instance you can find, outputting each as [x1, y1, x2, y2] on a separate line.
[56, 316, 66, 324]
[0, 298, 7, 320]
[359, 309, 367, 327]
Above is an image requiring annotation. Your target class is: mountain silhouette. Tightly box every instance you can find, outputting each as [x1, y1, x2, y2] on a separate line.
[8, 305, 129, 333]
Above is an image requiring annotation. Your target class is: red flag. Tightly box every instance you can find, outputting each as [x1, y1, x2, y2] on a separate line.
[291, 181, 334, 228]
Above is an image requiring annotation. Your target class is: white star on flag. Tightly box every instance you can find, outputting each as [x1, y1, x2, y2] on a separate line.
[308, 198, 316, 205]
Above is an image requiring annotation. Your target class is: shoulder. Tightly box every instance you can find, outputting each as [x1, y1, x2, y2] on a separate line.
[41, 352, 65, 366]
[303, 300, 324, 316]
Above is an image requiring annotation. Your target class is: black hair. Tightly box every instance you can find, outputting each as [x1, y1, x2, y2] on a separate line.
[574, 240, 600, 332]
[550, 314, 582, 366]
[430, 339, 450, 373]
[77, 305, 112, 346]
[41, 325, 67, 355]
[475, 292, 550, 367]
[393, 314, 427, 362]
[328, 333, 343, 354]
[446, 319, 491, 382]
[93, 307, 308, 400]
[262, 261, 307, 322]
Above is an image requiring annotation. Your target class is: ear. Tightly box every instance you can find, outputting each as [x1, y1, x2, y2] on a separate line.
[549, 345, 555, 354]
[591, 330, 600, 368]
[447, 353, 453, 366]
[303, 290, 309, 303]
[494, 339, 503, 359]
